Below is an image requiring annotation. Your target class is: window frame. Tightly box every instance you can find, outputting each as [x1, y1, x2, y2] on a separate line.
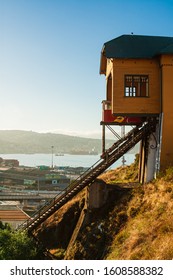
[124, 75, 149, 97]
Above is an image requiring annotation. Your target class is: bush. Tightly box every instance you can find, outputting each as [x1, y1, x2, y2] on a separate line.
[0, 222, 42, 260]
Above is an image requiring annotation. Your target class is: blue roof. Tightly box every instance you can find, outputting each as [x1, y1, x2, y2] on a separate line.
[102, 35, 173, 59]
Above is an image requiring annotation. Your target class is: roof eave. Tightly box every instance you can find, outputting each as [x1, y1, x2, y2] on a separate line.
[99, 46, 107, 75]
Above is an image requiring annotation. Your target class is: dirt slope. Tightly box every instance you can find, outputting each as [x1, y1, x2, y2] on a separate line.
[34, 162, 173, 260]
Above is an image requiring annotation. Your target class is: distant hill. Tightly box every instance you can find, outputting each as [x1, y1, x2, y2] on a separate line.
[0, 130, 139, 154]
[0, 130, 110, 154]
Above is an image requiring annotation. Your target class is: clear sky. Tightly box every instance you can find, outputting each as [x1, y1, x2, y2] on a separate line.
[1, 0, 173, 138]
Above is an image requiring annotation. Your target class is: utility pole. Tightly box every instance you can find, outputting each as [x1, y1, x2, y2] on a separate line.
[37, 175, 40, 195]
[51, 145, 54, 169]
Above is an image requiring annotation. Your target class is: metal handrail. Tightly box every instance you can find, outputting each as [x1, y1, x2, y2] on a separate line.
[17, 157, 103, 230]
[18, 120, 157, 232]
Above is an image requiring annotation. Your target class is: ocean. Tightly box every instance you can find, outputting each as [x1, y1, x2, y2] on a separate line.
[0, 153, 135, 169]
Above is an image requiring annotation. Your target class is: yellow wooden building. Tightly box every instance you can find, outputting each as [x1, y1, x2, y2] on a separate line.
[100, 34, 173, 181]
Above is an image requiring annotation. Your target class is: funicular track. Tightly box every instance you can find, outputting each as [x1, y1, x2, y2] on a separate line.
[18, 120, 157, 233]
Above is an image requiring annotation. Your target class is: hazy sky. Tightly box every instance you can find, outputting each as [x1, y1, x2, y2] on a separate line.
[1, 0, 173, 138]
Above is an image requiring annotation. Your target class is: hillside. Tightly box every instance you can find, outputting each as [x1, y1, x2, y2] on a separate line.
[0, 130, 139, 154]
[34, 161, 173, 260]
[0, 130, 109, 154]
[99, 166, 173, 260]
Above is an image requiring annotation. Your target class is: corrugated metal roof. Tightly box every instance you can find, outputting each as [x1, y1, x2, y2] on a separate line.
[0, 207, 29, 221]
[102, 34, 173, 59]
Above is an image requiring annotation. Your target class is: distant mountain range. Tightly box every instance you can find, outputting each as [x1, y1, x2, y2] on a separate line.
[0, 130, 139, 154]
[0, 130, 109, 154]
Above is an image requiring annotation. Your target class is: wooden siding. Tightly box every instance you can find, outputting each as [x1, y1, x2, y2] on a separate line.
[106, 59, 113, 102]
[111, 58, 161, 115]
[160, 55, 173, 168]
[106, 59, 113, 78]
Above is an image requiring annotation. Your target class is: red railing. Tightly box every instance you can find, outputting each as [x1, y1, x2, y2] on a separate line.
[101, 100, 144, 125]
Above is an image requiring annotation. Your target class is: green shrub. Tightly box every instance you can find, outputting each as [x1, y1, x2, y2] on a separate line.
[0, 222, 42, 260]
[53, 248, 65, 259]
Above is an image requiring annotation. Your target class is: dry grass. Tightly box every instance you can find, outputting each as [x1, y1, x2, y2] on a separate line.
[35, 156, 173, 260]
[100, 155, 139, 184]
[105, 176, 173, 260]
[61, 160, 173, 260]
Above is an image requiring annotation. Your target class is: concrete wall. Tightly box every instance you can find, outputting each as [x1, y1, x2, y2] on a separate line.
[87, 179, 108, 209]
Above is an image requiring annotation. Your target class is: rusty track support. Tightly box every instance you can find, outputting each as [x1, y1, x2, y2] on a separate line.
[18, 120, 157, 233]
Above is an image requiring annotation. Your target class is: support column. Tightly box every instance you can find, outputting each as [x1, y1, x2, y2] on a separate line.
[145, 125, 159, 182]
[102, 124, 105, 154]
[87, 179, 108, 209]
[139, 137, 148, 184]
[139, 123, 159, 183]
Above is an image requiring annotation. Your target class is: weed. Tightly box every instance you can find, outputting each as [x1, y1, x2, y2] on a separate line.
[107, 247, 121, 259]
[128, 206, 139, 218]
[161, 247, 173, 260]
[53, 248, 65, 259]
[117, 211, 128, 223]
[157, 202, 167, 216]
[166, 167, 173, 179]
[130, 251, 143, 260]
[116, 230, 129, 244]
[165, 186, 173, 193]
[160, 224, 173, 234]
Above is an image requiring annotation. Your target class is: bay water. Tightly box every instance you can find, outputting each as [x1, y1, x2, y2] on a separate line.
[0, 153, 135, 169]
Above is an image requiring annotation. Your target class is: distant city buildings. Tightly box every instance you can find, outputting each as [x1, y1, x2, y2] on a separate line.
[0, 157, 19, 167]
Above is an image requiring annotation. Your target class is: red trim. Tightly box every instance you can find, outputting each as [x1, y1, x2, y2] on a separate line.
[103, 110, 143, 124]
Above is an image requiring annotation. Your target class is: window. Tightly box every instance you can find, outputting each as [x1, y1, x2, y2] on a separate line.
[125, 75, 149, 97]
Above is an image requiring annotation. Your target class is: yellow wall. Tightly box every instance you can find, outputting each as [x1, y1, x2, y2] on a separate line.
[111, 58, 161, 115]
[160, 55, 173, 168]
[103, 54, 173, 171]
[106, 58, 113, 77]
